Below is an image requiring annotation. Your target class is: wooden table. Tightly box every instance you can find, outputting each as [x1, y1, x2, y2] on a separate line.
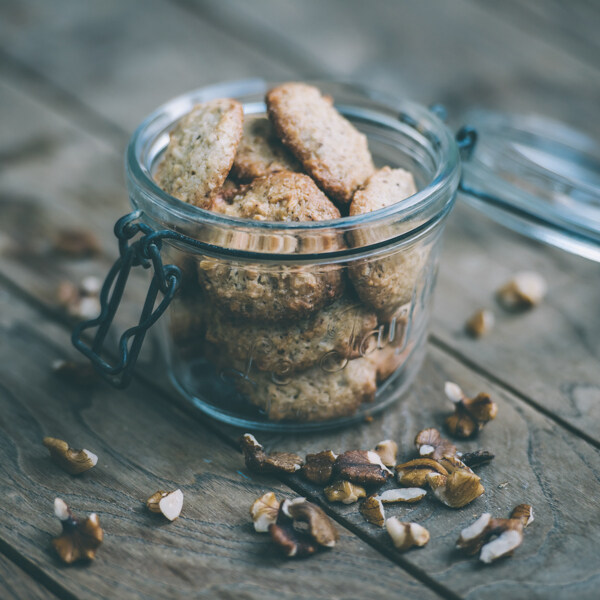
[1, 1, 599, 598]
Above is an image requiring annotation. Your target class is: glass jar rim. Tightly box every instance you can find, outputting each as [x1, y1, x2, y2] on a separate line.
[126, 79, 460, 238]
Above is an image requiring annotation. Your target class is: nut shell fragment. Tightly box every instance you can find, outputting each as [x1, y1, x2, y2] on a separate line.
[359, 496, 385, 527]
[324, 480, 366, 504]
[52, 498, 103, 564]
[43, 437, 98, 475]
[250, 492, 280, 532]
[386, 517, 430, 551]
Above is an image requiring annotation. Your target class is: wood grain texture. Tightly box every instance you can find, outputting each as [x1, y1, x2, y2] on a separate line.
[0, 553, 60, 600]
[0, 285, 440, 600]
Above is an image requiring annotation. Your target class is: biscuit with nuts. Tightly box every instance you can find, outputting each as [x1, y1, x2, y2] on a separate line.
[348, 168, 428, 317]
[198, 171, 344, 321]
[267, 83, 374, 204]
[232, 115, 301, 182]
[155, 99, 243, 208]
[205, 294, 377, 374]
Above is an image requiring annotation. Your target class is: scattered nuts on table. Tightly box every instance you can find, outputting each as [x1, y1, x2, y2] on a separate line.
[386, 517, 430, 551]
[52, 228, 101, 258]
[56, 277, 101, 321]
[414, 428, 457, 459]
[444, 381, 498, 438]
[359, 495, 386, 527]
[324, 480, 366, 504]
[465, 308, 495, 337]
[268, 498, 338, 558]
[146, 489, 184, 521]
[52, 498, 103, 564]
[396, 458, 448, 487]
[497, 271, 547, 310]
[379, 488, 427, 504]
[456, 504, 533, 564]
[331, 450, 392, 485]
[43, 437, 98, 475]
[301, 450, 338, 484]
[240, 433, 303, 474]
[250, 492, 280, 532]
[374, 439, 398, 467]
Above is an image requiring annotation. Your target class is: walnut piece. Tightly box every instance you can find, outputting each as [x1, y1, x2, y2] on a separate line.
[359, 495, 385, 527]
[52, 498, 103, 564]
[427, 456, 485, 508]
[379, 488, 427, 504]
[374, 440, 398, 467]
[324, 480, 366, 504]
[240, 433, 303, 474]
[457, 505, 533, 564]
[250, 492, 280, 532]
[465, 308, 495, 337]
[396, 458, 448, 487]
[332, 450, 391, 485]
[497, 271, 547, 310]
[444, 382, 498, 438]
[386, 517, 430, 551]
[301, 450, 337, 484]
[56, 277, 101, 321]
[269, 498, 338, 558]
[414, 428, 457, 460]
[146, 489, 183, 521]
[43, 437, 98, 475]
[459, 449, 495, 468]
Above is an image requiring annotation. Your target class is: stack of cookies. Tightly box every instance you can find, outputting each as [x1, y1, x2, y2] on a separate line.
[157, 83, 430, 422]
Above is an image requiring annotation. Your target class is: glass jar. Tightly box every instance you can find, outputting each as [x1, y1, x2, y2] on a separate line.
[78, 79, 460, 431]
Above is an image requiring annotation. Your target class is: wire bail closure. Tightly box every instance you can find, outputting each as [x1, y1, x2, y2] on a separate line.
[71, 210, 181, 388]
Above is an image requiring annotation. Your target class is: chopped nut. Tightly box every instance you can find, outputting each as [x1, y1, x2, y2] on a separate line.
[457, 505, 533, 564]
[427, 458, 485, 508]
[444, 382, 498, 438]
[414, 428, 457, 459]
[379, 488, 427, 504]
[52, 498, 103, 564]
[240, 433, 303, 474]
[386, 517, 430, 551]
[301, 450, 337, 484]
[56, 277, 102, 321]
[53, 229, 101, 258]
[324, 480, 366, 504]
[396, 458, 448, 487]
[269, 498, 337, 558]
[146, 489, 183, 521]
[250, 492, 280, 532]
[43, 437, 98, 475]
[332, 450, 391, 486]
[497, 271, 547, 310]
[459, 450, 495, 468]
[374, 440, 398, 467]
[465, 308, 495, 337]
[510, 504, 534, 527]
[359, 495, 385, 527]
[52, 359, 98, 387]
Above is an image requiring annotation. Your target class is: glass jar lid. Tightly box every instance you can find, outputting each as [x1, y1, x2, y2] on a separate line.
[459, 110, 600, 262]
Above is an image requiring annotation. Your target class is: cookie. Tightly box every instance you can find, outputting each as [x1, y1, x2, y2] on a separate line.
[211, 171, 341, 221]
[267, 83, 374, 204]
[231, 115, 301, 182]
[348, 168, 428, 317]
[237, 356, 378, 422]
[198, 171, 344, 321]
[205, 295, 377, 374]
[155, 99, 243, 208]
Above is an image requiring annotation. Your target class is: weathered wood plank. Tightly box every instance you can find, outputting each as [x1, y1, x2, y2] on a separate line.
[0, 284, 441, 600]
[0, 553, 60, 600]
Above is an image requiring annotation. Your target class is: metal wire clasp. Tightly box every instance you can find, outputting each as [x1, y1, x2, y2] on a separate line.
[71, 210, 181, 388]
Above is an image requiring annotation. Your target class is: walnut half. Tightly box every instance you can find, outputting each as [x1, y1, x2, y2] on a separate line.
[444, 382, 498, 438]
